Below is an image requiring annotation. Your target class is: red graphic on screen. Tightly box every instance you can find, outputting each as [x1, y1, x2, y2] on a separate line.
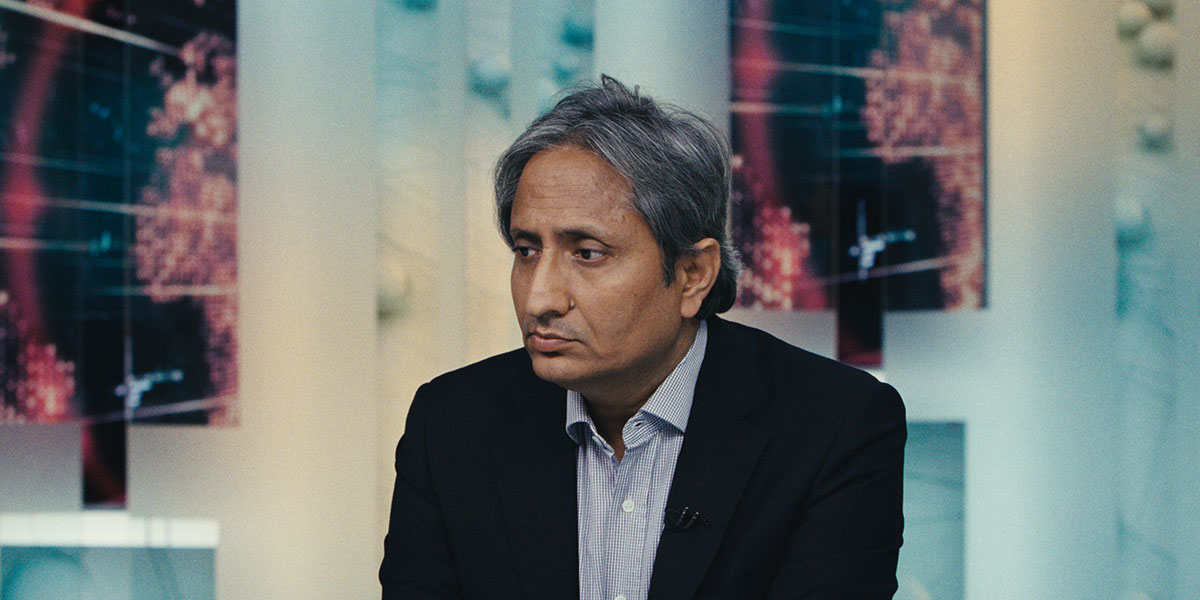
[136, 32, 238, 419]
[862, 0, 984, 308]
[730, 0, 828, 310]
[0, 0, 239, 506]
[0, 0, 95, 422]
[730, 0, 986, 314]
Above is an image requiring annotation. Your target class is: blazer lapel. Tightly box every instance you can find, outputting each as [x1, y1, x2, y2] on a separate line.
[649, 318, 770, 600]
[492, 371, 579, 600]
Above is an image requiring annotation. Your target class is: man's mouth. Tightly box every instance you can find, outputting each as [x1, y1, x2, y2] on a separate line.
[526, 331, 575, 353]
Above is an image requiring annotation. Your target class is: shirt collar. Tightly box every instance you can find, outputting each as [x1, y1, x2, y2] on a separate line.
[565, 321, 708, 444]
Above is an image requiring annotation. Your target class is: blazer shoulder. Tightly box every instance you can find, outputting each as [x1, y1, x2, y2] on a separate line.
[714, 318, 882, 386]
[708, 317, 903, 420]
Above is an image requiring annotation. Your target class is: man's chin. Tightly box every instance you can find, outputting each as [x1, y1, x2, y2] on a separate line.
[527, 351, 586, 389]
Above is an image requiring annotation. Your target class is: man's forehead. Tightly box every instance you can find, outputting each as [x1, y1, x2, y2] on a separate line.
[519, 145, 630, 193]
[510, 146, 637, 226]
[509, 193, 640, 239]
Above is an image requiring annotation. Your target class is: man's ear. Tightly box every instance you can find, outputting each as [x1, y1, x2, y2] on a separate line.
[677, 238, 721, 319]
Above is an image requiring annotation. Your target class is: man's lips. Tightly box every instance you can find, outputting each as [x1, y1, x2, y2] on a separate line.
[526, 331, 575, 353]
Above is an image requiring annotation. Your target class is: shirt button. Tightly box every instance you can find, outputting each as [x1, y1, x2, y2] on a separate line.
[621, 499, 635, 513]
[615, 595, 627, 600]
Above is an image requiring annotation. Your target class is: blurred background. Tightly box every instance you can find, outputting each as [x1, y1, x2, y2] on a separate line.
[1, 0, 1198, 598]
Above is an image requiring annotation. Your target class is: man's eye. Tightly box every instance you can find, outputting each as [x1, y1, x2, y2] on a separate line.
[514, 246, 537, 257]
[576, 248, 604, 261]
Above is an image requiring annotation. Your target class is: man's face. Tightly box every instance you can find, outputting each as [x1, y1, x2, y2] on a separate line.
[509, 145, 692, 398]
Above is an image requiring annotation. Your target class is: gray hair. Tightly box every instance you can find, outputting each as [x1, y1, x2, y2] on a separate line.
[494, 75, 741, 319]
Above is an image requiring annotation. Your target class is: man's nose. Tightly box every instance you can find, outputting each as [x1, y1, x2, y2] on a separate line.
[523, 253, 572, 318]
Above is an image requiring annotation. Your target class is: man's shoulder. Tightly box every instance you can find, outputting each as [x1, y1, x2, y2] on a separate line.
[705, 317, 901, 425]
[708, 317, 883, 393]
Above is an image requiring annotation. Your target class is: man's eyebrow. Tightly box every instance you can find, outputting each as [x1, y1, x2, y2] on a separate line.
[560, 228, 615, 247]
[510, 227, 615, 247]
[509, 228, 539, 242]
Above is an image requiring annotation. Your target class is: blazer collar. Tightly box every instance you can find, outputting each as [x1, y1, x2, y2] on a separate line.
[650, 316, 771, 599]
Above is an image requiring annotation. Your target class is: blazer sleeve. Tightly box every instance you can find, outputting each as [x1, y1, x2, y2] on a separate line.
[380, 385, 463, 599]
[767, 381, 907, 599]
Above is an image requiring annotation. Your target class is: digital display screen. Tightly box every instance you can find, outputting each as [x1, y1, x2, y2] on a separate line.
[730, 0, 986, 312]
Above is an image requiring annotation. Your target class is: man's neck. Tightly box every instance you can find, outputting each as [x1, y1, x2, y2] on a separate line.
[583, 319, 701, 460]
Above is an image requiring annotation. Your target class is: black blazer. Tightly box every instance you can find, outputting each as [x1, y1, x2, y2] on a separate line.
[381, 317, 906, 599]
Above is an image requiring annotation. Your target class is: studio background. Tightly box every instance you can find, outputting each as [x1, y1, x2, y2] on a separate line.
[1, 0, 1198, 598]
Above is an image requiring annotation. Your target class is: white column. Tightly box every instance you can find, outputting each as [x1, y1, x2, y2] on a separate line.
[593, 0, 729, 132]
[435, 0, 470, 371]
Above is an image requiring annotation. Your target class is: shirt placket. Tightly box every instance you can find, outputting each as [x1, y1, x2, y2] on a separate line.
[601, 424, 654, 600]
[579, 431, 606, 600]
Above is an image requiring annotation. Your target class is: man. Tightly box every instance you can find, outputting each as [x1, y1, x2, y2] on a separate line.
[381, 76, 906, 599]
